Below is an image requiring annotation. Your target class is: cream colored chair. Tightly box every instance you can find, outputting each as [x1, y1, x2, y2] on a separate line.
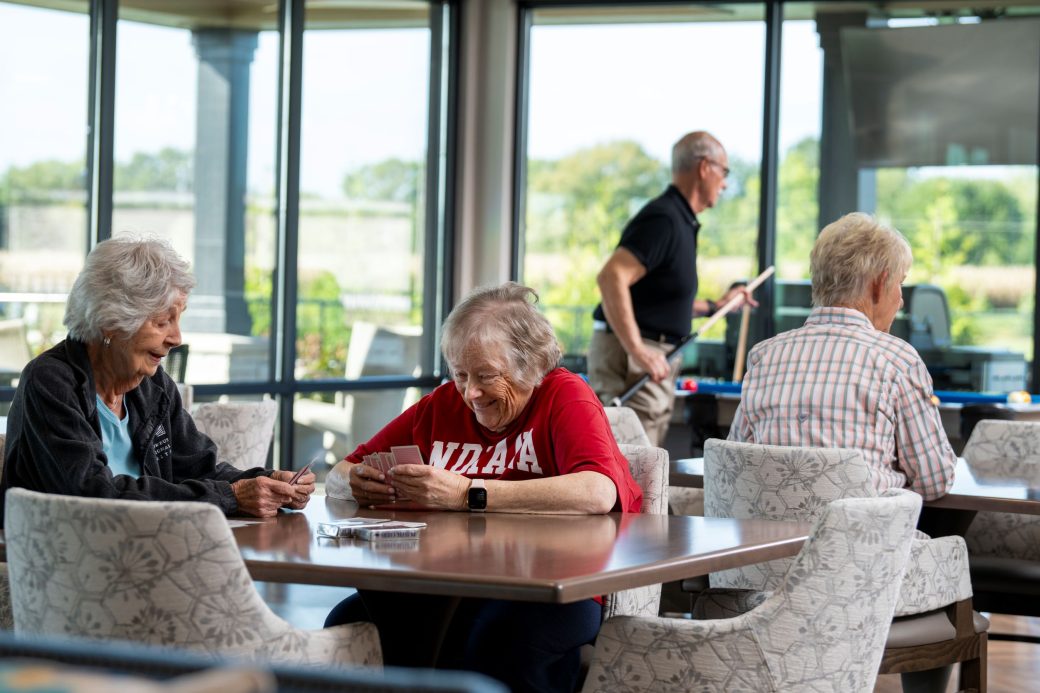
[603, 407, 651, 447]
[583, 490, 922, 692]
[193, 400, 278, 471]
[961, 419, 1040, 642]
[700, 438, 987, 689]
[5, 488, 381, 668]
[602, 443, 669, 619]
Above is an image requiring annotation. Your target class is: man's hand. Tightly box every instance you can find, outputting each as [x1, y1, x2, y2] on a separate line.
[270, 469, 316, 509]
[718, 284, 760, 311]
[388, 464, 471, 510]
[231, 476, 296, 517]
[632, 344, 672, 383]
[349, 462, 397, 507]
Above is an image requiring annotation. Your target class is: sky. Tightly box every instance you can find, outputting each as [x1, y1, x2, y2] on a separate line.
[0, 3, 822, 199]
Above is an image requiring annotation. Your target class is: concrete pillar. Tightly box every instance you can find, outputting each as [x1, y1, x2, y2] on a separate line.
[188, 29, 258, 335]
[816, 11, 867, 228]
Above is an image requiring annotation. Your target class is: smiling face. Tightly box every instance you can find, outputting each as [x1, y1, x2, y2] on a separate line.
[111, 295, 186, 387]
[450, 344, 534, 432]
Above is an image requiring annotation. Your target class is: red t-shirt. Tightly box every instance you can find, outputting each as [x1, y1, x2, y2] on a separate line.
[347, 368, 642, 513]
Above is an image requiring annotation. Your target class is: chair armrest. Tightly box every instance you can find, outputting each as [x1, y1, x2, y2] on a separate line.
[894, 535, 973, 617]
[583, 615, 771, 693]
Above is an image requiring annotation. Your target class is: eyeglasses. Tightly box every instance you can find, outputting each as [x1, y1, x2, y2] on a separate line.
[702, 158, 730, 178]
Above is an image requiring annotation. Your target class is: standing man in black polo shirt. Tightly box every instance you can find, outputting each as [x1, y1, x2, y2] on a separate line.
[589, 131, 747, 446]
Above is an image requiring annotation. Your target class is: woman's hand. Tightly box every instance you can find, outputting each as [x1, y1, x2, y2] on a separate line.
[270, 469, 316, 509]
[349, 462, 397, 507]
[231, 476, 295, 517]
[388, 465, 470, 511]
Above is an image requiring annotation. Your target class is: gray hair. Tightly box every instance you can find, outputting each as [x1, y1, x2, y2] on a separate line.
[672, 131, 724, 176]
[64, 237, 196, 343]
[441, 282, 563, 390]
[810, 213, 912, 308]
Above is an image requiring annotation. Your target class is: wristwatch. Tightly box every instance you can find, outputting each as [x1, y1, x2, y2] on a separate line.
[467, 478, 487, 512]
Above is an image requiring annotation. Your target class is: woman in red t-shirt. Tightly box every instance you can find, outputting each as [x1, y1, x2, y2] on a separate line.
[324, 282, 642, 693]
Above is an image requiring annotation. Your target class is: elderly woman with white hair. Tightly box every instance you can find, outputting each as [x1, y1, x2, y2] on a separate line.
[729, 212, 956, 500]
[324, 281, 642, 693]
[0, 237, 315, 523]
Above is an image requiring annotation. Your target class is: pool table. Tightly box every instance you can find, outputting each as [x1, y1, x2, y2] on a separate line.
[675, 380, 1040, 452]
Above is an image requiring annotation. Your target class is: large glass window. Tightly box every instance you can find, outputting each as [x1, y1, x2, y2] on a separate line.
[293, 2, 436, 464]
[779, 3, 1040, 391]
[521, 4, 766, 360]
[114, 3, 279, 385]
[0, 1, 90, 382]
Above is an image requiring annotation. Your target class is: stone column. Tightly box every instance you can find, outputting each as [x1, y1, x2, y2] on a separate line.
[187, 29, 258, 335]
[816, 11, 867, 228]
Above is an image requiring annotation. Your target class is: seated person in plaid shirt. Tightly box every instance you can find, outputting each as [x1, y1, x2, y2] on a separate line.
[729, 212, 956, 500]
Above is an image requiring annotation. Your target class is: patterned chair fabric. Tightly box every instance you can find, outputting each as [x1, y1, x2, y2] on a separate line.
[4, 488, 381, 668]
[193, 400, 278, 471]
[582, 490, 922, 693]
[961, 419, 1040, 561]
[603, 407, 652, 447]
[600, 444, 668, 621]
[703, 438, 972, 617]
[667, 487, 704, 517]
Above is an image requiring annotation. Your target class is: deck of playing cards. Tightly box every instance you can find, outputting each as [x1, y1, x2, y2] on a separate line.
[362, 445, 425, 473]
[355, 521, 427, 541]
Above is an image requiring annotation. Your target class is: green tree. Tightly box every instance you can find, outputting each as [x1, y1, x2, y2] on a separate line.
[342, 158, 422, 203]
[775, 137, 820, 276]
[114, 148, 193, 192]
[1, 159, 85, 201]
[524, 141, 669, 350]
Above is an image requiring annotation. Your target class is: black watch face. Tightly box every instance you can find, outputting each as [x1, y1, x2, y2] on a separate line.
[468, 486, 488, 510]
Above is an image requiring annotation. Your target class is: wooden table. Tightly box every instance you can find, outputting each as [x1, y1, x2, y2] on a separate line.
[231, 496, 810, 603]
[671, 457, 704, 488]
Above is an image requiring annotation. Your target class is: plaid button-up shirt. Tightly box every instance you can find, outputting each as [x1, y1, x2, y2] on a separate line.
[729, 307, 956, 500]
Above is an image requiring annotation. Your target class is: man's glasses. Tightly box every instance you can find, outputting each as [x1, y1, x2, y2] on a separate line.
[702, 158, 730, 178]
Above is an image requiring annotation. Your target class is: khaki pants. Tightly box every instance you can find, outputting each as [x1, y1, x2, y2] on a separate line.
[587, 330, 679, 447]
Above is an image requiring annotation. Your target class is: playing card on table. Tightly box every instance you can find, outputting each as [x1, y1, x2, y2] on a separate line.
[390, 445, 425, 466]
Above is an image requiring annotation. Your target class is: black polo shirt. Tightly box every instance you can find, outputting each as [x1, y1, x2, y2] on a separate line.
[593, 185, 700, 340]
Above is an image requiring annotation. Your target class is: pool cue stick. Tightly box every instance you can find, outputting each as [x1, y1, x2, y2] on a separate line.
[611, 265, 775, 407]
[732, 302, 752, 382]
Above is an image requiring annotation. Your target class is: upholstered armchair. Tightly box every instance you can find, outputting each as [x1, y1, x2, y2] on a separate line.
[961, 419, 1040, 641]
[603, 407, 652, 447]
[604, 405, 705, 519]
[5, 488, 381, 668]
[583, 490, 922, 693]
[700, 438, 987, 688]
[193, 400, 278, 471]
[601, 443, 668, 620]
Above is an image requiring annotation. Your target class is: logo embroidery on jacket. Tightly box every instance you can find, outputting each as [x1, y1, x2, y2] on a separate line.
[152, 423, 172, 461]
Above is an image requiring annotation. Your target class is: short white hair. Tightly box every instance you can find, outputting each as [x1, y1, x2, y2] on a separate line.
[810, 213, 912, 307]
[64, 237, 196, 343]
[441, 282, 562, 390]
[671, 131, 724, 176]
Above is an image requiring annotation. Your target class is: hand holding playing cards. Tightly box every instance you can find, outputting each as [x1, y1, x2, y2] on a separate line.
[269, 468, 316, 509]
[349, 462, 398, 507]
[231, 476, 297, 517]
[387, 464, 471, 511]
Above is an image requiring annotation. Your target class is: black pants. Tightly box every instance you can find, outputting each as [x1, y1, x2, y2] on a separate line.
[326, 590, 602, 693]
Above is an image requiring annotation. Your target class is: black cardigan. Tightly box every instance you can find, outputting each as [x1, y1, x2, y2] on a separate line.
[0, 338, 270, 525]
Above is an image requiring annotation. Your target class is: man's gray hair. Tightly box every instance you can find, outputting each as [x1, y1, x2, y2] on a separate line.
[441, 282, 562, 390]
[64, 237, 196, 343]
[672, 131, 724, 176]
[810, 212, 912, 308]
